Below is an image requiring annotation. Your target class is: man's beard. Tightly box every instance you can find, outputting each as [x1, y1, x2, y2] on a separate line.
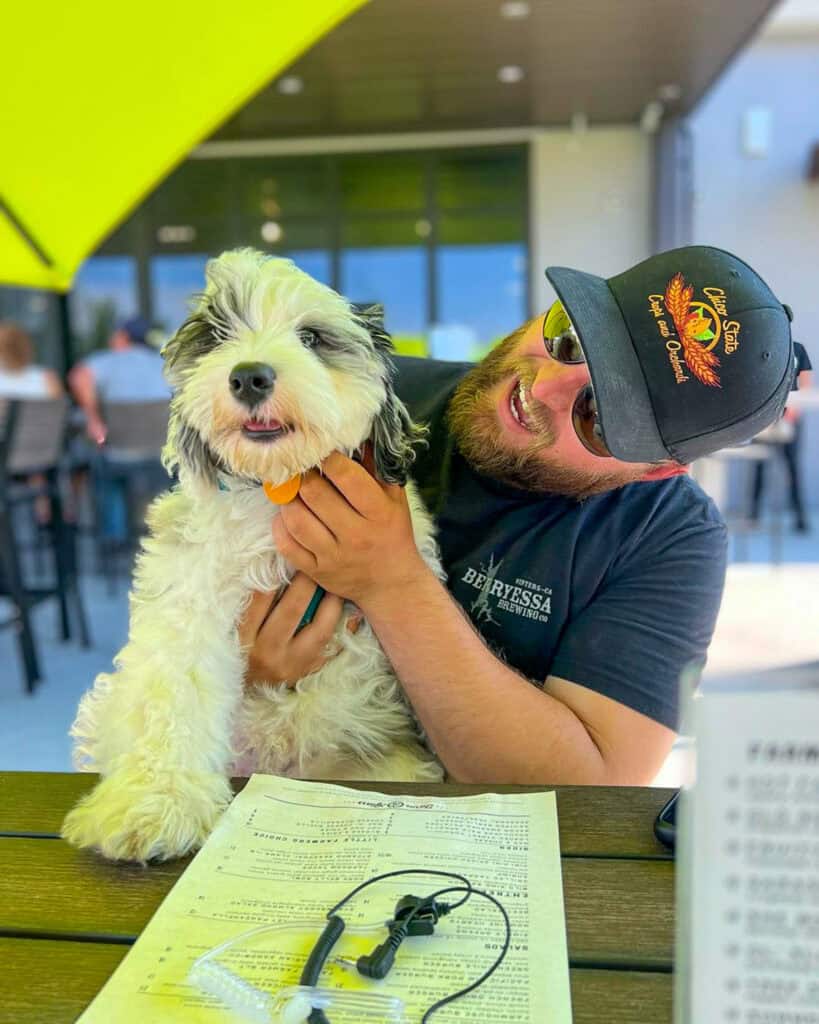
[447, 327, 646, 500]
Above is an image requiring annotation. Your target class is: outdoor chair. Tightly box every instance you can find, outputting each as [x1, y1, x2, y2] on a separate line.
[92, 399, 171, 589]
[0, 397, 91, 694]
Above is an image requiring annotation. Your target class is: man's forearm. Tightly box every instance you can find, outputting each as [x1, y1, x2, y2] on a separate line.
[358, 565, 607, 785]
[68, 365, 100, 419]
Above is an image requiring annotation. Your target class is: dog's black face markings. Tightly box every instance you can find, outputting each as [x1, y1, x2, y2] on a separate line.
[369, 384, 426, 485]
[162, 303, 236, 484]
[352, 304, 427, 486]
[209, 282, 253, 339]
[172, 418, 227, 483]
[163, 282, 256, 378]
[297, 326, 321, 350]
[161, 306, 221, 381]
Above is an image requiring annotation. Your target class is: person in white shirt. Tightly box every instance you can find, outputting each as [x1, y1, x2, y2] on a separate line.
[0, 322, 63, 399]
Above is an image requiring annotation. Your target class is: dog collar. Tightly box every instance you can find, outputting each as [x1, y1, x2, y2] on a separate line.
[216, 474, 255, 493]
[217, 473, 302, 505]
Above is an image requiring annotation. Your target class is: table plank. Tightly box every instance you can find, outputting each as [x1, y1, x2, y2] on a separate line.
[0, 937, 672, 1024]
[0, 772, 674, 859]
[0, 837, 674, 969]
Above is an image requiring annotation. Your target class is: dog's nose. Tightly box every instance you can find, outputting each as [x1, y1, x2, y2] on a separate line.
[229, 362, 276, 406]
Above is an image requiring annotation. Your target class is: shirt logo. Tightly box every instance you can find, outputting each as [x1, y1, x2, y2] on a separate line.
[647, 272, 741, 388]
[460, 554, 552, 625]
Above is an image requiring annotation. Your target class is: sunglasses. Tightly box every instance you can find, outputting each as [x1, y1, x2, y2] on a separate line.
[541, 304, 611, 458]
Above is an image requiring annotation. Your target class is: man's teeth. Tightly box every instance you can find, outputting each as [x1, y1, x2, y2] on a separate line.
[510, 381, 534, 431]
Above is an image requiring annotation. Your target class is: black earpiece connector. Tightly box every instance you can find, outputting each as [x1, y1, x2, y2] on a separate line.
[357, 894, 455, 979]
[356, 921, 408, 979]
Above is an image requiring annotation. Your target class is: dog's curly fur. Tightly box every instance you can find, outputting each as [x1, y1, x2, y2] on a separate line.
[62, 249, 444, 863]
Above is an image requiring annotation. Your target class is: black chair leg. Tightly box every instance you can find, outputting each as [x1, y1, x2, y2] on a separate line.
[65, 520, 92, 649]
[73, 581, 92, 648]
[18, 608, 42, 694]
[50, 480, 73, 642]
[56, 511, 92, 649]
[0, 507, 42, 693]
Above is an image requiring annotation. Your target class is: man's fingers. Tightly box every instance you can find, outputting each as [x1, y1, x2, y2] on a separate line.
[271, 514, 319, 575]
[295, 591, 344, 647]
[320, 451, 387, 518]
[291, 592, 345, 666]
[298, 471, 361, 535]
[237, 589, 277, 646]
[262, 572, 326, 638]
[280, 498, 340, 554]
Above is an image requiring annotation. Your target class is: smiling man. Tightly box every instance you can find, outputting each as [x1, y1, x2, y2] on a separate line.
[242, 245, 804, 786]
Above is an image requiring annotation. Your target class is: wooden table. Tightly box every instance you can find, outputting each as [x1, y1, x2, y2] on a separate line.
[0, 773, 675, 1023]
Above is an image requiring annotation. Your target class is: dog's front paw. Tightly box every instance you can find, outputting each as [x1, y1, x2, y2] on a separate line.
[61, 767, 232, 862]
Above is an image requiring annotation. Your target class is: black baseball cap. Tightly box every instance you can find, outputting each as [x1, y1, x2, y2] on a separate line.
[545, 246, 803, 464]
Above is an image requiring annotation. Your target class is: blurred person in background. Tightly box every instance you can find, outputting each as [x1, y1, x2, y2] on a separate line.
[68, 315, 168, 444]
[0, 322, 63, 398]
[749, 343, 812, 533]
[68, 315, 169, 543]
[0, 322, 64, 524]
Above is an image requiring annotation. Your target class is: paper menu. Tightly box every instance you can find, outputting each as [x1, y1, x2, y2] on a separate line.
[676, 665, 819, 1024]
[78, 775, 572, 1023]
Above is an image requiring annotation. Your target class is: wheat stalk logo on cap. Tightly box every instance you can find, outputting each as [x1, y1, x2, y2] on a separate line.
[663, 273, 722, 387]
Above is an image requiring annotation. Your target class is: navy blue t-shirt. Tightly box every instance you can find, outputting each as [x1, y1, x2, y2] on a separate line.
[394, 356, 728, 730]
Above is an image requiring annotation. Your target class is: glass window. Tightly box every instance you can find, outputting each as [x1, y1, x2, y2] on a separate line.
[144, 161, 231, 254]
[436, 147, 527, 210]
[145, 160, 230, 223]
[71, 257, 138, 360]
[252, 219, 330, 254]
[0, 288, 59, 370]
[284, 250, 332, 286]
[72, 144, 529, 364]
[343, 217, 422, 248]
[438, 211, 525, 246]
[150, 255, 210, 335]
[341, 247, 427, 339]
[339, 153, 426, 213]
[436, 243, 526, 358]
[237, 158, 330, 219]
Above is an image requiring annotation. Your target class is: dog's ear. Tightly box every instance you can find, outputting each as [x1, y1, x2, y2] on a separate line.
[162, 410, 223, 485]
[160, 306, 215, 388]
[369, 383, 427, 485]
[353, 305, 427, 485]
[353, 304, 390, 355]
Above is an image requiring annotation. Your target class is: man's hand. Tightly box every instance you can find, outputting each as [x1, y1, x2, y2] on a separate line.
[86, 413, 107, 445]
[271, 452, 427, 609]
[238, 572, 349, 688]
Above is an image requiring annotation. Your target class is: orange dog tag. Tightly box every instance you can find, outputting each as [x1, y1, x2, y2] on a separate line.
[263, 476, 301, 505]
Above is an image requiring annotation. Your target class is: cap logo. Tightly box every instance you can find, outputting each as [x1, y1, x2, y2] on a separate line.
[647, 273, 741, 388]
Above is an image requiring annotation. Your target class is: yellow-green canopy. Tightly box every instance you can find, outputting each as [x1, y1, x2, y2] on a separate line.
[1, 0, 366, 292]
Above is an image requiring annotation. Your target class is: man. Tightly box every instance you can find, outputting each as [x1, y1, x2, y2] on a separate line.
[69, 315, 169, 444]
[69, 315, 170, 542]
[239, 246, 804, 786]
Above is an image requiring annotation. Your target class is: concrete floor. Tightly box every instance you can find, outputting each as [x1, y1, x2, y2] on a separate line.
[2, 527, 818, 780]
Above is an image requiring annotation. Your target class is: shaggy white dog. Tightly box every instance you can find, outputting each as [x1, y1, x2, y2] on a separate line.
[62, 249, 444, 863]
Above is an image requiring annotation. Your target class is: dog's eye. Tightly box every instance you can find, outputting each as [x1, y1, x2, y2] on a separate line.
[298, 327, 322, 349]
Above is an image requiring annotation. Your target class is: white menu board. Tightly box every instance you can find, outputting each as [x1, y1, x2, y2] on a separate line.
[676, 663, 819, 1024]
